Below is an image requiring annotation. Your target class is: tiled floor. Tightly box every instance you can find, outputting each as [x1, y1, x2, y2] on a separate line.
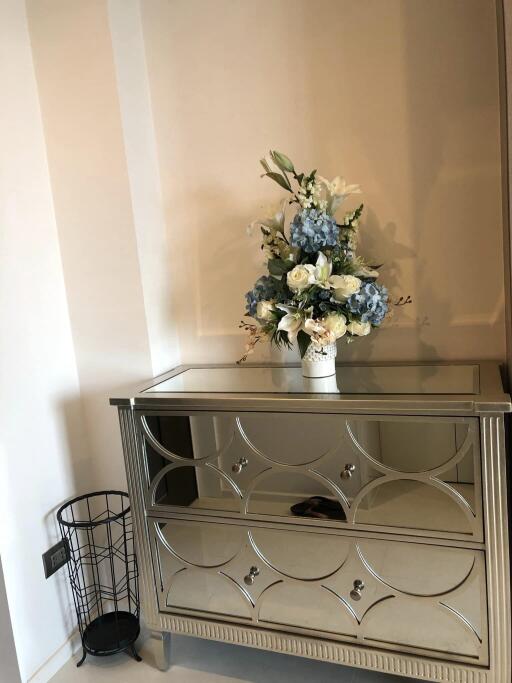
[51, 635, 414, 683]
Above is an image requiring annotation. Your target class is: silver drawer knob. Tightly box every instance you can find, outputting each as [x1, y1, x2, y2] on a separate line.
[341, 463, 356, 479]
[244, 566, 260, 586]
[350, 579, 365, 601]
[232, 457, 248, 474]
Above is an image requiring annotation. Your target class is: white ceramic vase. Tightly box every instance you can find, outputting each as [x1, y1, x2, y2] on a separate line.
[301, 341, 337, 378]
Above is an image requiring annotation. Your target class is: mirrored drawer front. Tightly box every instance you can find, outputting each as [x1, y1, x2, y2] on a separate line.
[137, 412, 482, 540]
[148, 518, 488, 665]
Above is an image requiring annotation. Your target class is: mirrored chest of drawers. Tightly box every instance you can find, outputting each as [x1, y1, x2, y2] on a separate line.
[111, 362, 511, 682]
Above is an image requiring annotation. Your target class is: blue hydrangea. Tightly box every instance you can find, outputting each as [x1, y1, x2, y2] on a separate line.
[290, 208, 338, 253]
[347, 282, 389, 325]
[245, 275, 279, 317]
[310, 287, 332, 312]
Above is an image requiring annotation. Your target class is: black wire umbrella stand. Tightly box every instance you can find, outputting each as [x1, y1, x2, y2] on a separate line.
[57, 491, 142, 667]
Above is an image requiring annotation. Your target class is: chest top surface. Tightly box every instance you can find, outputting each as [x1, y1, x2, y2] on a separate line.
[110, 361, 510, 416]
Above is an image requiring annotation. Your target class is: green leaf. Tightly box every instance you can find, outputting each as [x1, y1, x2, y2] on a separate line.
[353, 203, 364, 220]
[268, 258, 294, 276]
[297, 330, 310, 358]
[260, 158, 271, 174]
[264, 172, 292, 192]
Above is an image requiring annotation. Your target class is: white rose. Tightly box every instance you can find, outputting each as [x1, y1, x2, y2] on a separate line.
[329, 274, 361, 301]
[256, 300, 275, 321]
[322, 313, 347, 339]
[287, 265, 311, 292]
[347, 320, 371, 336]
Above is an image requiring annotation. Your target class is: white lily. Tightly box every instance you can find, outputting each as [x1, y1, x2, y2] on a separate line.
[276, 304, 303, 342]
[303, 317, 325, 335]
[320, 175, 361, 197]
[304, 317, 336, 346]
[247, 198, 287, 236]
[304, 252, 333, 289]
[353, 264, 379, 278]
[319, 176, 361, 214]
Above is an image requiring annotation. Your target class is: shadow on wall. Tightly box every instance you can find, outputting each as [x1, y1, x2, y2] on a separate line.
[0, 559, 21, 683]
[167, 184, 263, 359]
[179, 182, 446, 364]
[338, 0, 503, 363]
[41, 394, 93, 650]
[358, 207, 444, 363]
[43, 501, 78, 642]
[142, 0, 504, 363]
[401, 0, 504, 359]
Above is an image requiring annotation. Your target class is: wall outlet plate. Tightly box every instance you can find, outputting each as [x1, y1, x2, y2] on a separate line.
[42, 539, 70, 578]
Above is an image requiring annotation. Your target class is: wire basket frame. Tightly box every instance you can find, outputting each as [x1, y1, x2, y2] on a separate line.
[57, 491, 141, 667]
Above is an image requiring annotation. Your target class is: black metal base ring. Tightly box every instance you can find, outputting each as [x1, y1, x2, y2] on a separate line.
[77, 611, 141, 666]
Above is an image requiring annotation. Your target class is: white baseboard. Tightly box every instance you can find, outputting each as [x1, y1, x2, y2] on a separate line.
[27, 630, 81, 683]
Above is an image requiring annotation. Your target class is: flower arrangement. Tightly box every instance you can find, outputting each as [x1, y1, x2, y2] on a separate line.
[240, 151, 389, 363]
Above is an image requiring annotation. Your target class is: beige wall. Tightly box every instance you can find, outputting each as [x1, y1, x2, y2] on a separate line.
[0, 2, 89, 679]
[26, 0, 155, 490]
[108, 0, 181, 376]
[141, 0, 505, 363]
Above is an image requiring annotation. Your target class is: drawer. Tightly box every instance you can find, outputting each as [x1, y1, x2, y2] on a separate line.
[137, 411, 483, 540]
[148, 517, 488, 665]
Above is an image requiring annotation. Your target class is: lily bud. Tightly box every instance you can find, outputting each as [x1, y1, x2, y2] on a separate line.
[270, 150, 295, 173]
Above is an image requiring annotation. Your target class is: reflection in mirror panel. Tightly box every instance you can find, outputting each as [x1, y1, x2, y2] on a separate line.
[347, 419, 472, 474]
[238, 414, 344, 466]
[143, 414, 196, 459]
[152, 462, 198, 507]
[357, 540, 477, 596]
[155, 520, 245, 567]
[249, 528, 351, 580]
[148, 516, 487, 662]
[258, 583, 357, 637]
[143, 364, 480, 395]
[166, 569, 251, 619]
[446, 566, 486, 644]
[152, 464, 241, 513]
[363, 597, 481, 659]
[246, 470, 347, 521]
[139, 411, 480, 537]
[354, 480, 473, 535]
[143, 414, 234, 461]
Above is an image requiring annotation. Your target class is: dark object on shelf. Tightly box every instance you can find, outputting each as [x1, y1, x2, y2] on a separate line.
[291, 495, 346, 520]
[57, 491, 141, 667]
